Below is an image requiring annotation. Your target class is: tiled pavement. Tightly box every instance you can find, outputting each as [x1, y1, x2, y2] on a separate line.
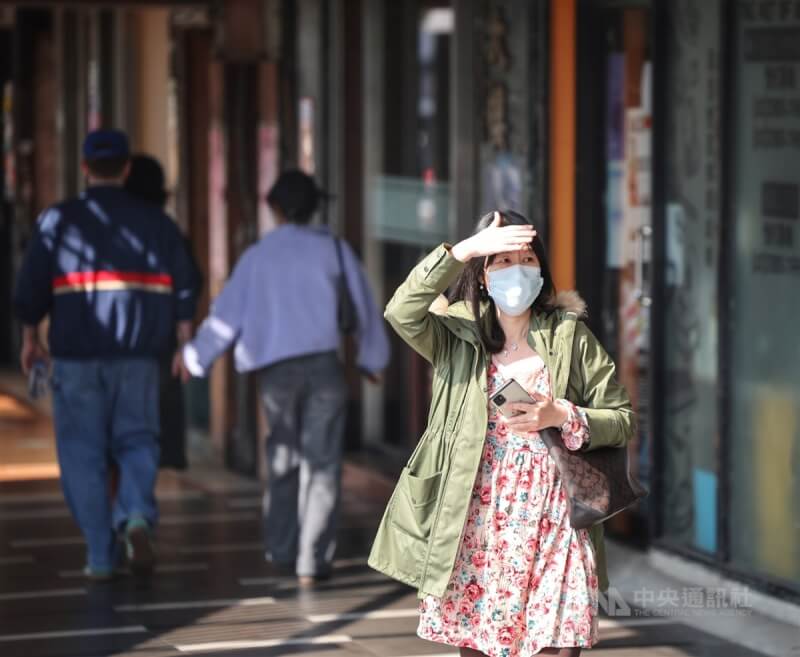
[0, 384, 777, 657]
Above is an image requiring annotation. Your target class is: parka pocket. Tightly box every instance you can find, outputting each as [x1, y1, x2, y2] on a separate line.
[404, 468, 441, 506]
[391, 467, 442, 540]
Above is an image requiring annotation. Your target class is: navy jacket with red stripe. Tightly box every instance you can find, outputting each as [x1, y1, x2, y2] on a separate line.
[14, 186, 199, 359]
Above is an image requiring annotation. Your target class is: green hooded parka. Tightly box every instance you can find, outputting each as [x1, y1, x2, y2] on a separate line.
[368, 244, 636, 599]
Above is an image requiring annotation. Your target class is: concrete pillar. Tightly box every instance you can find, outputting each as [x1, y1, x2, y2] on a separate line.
[361, 0, 386, 447]
[549, 0, 576, 290]
[451, 0, 478, 240]
[129, 8, 171, 172]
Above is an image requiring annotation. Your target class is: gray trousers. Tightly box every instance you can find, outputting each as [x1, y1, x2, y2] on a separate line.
[259, 352, 348, 576]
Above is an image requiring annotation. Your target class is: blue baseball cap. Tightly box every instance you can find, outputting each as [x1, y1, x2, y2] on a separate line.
[82, 129, 130, 160]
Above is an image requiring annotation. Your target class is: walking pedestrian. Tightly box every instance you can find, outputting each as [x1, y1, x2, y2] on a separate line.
[368, 210, 636, 656]
[125, 153, 203, 470]
[14, 130, 199, 580]
[181, 169, 390, 587]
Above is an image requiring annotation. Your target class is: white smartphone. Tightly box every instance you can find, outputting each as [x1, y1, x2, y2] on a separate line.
[489, 378, 535, 417]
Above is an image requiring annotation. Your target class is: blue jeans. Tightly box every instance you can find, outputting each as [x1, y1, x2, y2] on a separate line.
[51, 358, 160, 570]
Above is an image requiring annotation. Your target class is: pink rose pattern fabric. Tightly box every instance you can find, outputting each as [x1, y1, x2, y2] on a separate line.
[418, 354, 599, 656]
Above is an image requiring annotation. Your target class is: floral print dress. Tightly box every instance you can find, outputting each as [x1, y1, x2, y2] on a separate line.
[418, 352, 599, 656]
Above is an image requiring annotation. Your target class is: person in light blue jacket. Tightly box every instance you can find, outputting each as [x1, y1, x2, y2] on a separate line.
[182, 170, 390, 586]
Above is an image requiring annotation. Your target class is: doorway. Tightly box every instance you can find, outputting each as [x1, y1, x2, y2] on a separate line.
[576, 0, 653, 540]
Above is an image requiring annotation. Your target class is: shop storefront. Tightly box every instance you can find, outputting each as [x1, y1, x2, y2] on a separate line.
[354, 0, 549, 456]
[573, 0, 799, 598]
[658, 0, 800, 599]
[359, 0, 456, 452]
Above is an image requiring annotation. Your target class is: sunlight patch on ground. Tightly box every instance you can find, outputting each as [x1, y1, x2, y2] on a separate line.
[0, 463, 61, 482]
[0, 393, 37, 422]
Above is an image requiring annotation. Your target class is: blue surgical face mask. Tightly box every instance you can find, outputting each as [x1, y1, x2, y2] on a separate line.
[486, 265, 544, 316]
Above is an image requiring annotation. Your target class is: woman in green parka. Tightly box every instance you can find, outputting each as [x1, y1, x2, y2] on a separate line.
[368, 210, 636, 657]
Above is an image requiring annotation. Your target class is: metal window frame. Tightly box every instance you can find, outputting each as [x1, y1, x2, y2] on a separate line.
[648, 0, 667, 545]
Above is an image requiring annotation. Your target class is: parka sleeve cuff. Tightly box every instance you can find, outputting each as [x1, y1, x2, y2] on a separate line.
[416, 243, 466, 293]
[555, 398, 591, 451]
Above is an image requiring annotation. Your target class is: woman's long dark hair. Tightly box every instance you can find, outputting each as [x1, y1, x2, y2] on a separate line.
[447, 209, 557, 354]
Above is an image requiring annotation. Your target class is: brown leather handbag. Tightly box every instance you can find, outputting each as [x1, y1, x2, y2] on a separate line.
[539, 427, 648, 529]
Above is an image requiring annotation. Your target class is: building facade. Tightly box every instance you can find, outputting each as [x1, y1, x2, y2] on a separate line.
[0, 0, 797, 603]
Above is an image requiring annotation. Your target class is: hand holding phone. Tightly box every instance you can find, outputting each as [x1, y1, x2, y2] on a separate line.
[490, 378, 536, 417]
[491, 378, 571, 433]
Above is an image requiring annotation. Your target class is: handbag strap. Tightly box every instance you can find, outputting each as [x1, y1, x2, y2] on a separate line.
[333, 235, 354, 299]
[549, 312, 579, 403]
[333, 235, 346, 274]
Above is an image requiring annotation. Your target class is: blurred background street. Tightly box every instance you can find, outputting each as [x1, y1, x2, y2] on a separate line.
[0, 0, 798, 655]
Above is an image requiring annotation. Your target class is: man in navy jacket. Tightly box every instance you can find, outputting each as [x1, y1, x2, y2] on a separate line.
[13, 130, 198, 579]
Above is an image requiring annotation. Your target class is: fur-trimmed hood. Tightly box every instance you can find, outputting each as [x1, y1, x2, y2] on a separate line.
[551, 290, 588, 319]
[429, 289, 588, 320]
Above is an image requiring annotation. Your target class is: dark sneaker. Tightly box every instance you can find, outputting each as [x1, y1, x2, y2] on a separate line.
[268, 562, 296, 577]
[125, 518, 155, 576]
[264, 554, 296, 577]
